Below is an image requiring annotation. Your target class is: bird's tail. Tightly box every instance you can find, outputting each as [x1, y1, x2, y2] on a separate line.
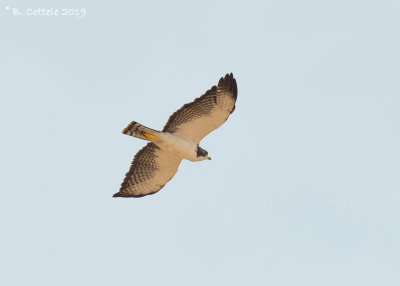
[122, 121, 161, 141]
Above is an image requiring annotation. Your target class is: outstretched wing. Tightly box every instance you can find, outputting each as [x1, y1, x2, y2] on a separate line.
[162, 73, 238, 143]
[113, 143, 182, 198]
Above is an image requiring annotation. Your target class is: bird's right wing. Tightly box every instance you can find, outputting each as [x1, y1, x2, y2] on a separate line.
[113, 143, 182, 198]
[162, 73, 237, 143]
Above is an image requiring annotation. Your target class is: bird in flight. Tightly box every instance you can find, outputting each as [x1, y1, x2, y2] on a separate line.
[113, 73, 238, 198]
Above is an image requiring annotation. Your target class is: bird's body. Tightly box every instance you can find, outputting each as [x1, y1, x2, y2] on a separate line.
[114, 73, 238, 198]
[153, 132, 201, 162]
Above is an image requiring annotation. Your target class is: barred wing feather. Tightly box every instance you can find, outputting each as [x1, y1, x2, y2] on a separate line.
[162, 73, 238, 143]
[113, 143, 182, 197]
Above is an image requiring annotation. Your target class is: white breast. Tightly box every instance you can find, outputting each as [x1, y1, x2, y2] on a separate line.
[155, 132, 198, 161]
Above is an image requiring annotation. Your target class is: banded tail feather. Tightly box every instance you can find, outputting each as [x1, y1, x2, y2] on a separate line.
[122, 121, 160, 141]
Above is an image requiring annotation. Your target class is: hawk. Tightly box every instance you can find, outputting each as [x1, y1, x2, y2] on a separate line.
[113, 73, 238, 198]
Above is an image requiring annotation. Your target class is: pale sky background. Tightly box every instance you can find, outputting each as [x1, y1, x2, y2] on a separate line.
[1, 0, 399, 285]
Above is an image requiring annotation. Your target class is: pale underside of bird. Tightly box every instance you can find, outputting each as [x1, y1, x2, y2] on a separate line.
[113, 73, 238, 198]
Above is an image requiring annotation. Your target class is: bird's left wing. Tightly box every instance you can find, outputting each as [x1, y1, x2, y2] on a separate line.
[113, 143, 182, 198]
[162, 73, 238, 143]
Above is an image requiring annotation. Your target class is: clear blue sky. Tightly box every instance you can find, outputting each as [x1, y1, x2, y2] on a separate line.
[1, 1, 399, 285]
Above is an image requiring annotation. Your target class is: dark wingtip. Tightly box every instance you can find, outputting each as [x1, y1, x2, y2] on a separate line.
[113, 191, 150, 198]
[218, 73, 237, 100]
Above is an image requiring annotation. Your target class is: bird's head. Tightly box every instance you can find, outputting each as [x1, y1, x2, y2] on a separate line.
[196, 146, 211, 161]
